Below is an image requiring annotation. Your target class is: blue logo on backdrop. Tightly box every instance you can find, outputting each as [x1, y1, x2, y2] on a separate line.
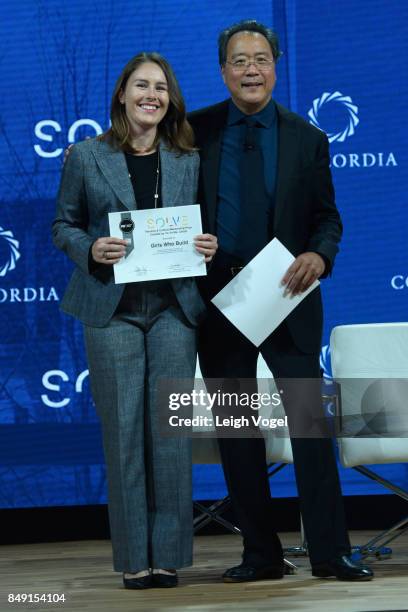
[308, 92, 398, 169]
[0, 226, 59, 304]
[308, 91, 359, 143]
[320, 345, 332, 379]
[0, 227, 20, 277]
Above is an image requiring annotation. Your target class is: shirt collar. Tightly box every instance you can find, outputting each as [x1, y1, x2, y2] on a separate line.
[227, 98, 277, 127]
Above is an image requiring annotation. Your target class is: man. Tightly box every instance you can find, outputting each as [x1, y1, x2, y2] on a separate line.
[189, 20, 373, 582]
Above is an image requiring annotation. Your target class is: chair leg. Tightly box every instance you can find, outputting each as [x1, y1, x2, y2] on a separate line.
[194, 500, 241, 534]
[350, 466, 408, 560]
[193, 462, 287, 534]
[284, 515, 309, 557]
[194, 496, 232, 532]
[354, 466, 408, 501]
[352, 516, 408, 560]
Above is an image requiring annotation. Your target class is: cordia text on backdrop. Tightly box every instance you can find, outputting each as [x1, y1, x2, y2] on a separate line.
[33, 119, 397, 168]
[330, 152, 397, 168]
[391, 276, 408, 290]
[0, 287, 59, 303]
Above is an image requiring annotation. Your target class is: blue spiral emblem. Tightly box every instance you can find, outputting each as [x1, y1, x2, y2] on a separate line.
[308, 91, 359, 143]
[0, 226, 20, 277]
[319, 344, 332, 379]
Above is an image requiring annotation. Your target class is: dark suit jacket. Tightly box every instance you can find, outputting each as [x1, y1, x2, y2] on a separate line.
[53, 138, 206, 327]
[188, 99, 343, 354]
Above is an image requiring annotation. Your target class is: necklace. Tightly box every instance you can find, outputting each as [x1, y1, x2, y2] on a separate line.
[153, 152, 160, 208]
[127, 151, 160, 208]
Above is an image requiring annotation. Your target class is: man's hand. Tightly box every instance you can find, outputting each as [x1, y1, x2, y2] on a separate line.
[91, 237, 128, 265]
[194, 233, 218, 263]
[281, 252, 325, 296]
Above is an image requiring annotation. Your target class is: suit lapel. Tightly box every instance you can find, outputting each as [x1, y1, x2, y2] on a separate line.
[201, 137, 221, 233]
[159, 144, 185, 207]
[92, 140, 136, 210]
[273, 104, 299, 232]
[199, 102, 229, 233]
[93, 139, 186, 210]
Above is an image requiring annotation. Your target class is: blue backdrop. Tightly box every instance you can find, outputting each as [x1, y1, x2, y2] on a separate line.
[0, 0, 407, 508]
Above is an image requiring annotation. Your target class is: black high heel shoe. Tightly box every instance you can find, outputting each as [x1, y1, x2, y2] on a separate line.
[152, 570, 178, 588]
[123, 572, 152, 589]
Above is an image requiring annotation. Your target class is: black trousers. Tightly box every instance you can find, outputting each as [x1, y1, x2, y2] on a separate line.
[198, 260, 351, 567]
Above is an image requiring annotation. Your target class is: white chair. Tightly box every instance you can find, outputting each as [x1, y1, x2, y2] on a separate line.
[330, 323, 408, 559]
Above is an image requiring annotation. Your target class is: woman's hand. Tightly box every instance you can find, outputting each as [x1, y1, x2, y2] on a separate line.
[194, 233, 218, 263]
[91, 237, 128, 265]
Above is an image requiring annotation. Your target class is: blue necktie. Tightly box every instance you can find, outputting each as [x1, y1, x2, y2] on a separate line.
[237, 117, 271, 262]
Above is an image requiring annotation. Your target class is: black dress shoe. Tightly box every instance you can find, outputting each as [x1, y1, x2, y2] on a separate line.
[152, 571, 178, 588]
[312, 555, 374, 581]
[123, 573, 152, 589]
[223, 563, 285, 583]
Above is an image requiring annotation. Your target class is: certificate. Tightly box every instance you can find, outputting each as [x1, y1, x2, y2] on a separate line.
[211, 238, 320, 347]
[108, 205, 206, 283]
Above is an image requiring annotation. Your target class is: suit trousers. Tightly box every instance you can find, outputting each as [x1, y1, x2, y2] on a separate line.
[198, 267, 351, 567]
[84, 282, 197, 573]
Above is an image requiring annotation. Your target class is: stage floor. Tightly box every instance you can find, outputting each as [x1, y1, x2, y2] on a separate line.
[1, 531, 407, 611]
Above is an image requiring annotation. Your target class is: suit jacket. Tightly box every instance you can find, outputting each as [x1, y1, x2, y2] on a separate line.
[52, 138, 206, 327]
[188, 99, 343, 354]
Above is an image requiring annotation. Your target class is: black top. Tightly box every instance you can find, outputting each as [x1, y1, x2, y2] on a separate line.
[125, 151, 162, 209]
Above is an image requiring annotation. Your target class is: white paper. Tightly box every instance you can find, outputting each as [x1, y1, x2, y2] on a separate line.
[211, 238, 320, 347]
[108, 205, 206, 283]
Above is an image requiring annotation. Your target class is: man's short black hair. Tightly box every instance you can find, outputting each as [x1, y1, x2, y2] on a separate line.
[218, 19, 281, 65]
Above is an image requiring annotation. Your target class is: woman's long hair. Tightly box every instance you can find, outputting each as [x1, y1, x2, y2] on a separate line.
[102, 52, 195, 153]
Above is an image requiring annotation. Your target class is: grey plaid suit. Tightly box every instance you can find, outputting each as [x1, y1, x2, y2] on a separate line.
[53, 137, 203, 572]
[53, 138, 205, 326]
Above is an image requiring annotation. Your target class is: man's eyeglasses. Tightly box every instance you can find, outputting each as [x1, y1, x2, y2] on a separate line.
[225, 58, 275, 72]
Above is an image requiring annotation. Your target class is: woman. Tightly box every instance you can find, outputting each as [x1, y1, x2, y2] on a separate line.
[53, 52, 217, 589]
